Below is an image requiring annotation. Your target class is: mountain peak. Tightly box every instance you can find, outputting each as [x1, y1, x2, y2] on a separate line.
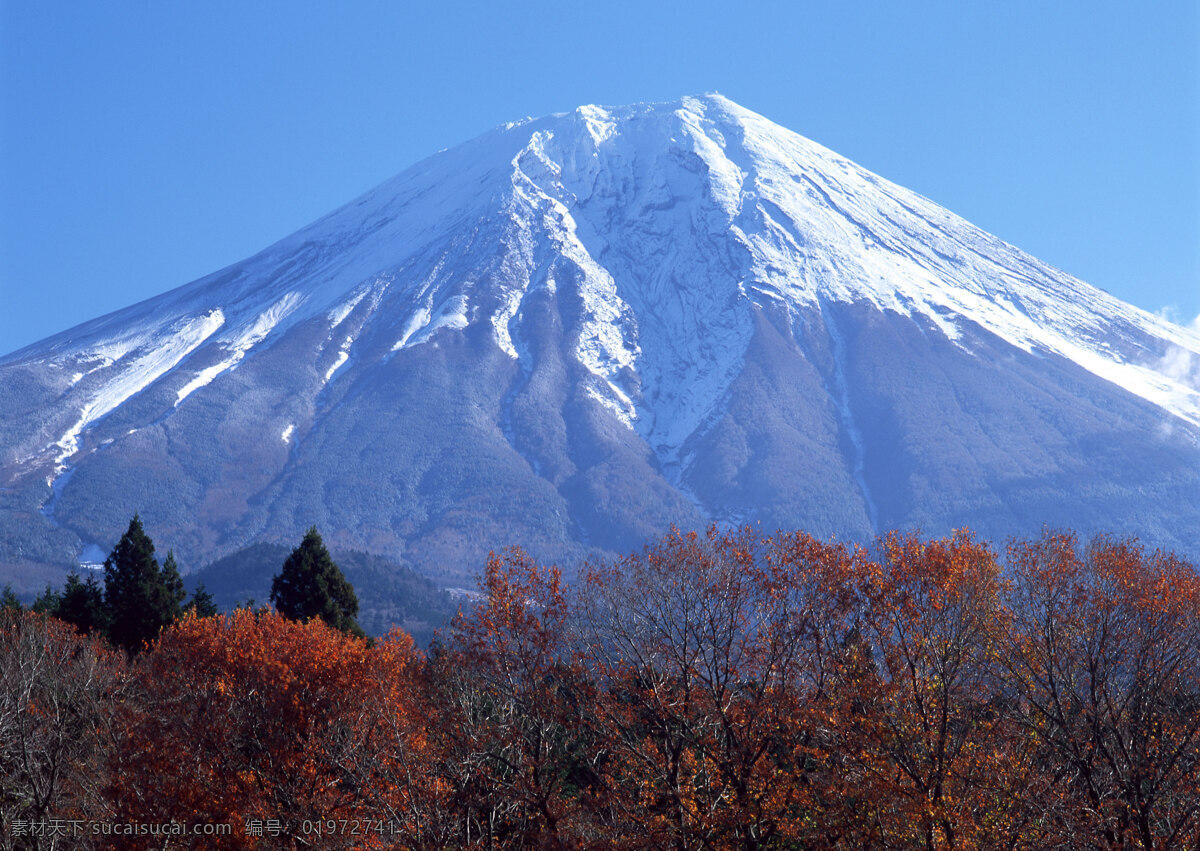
[2, 97, 1199, 579]
[7, 97, 1199, 438]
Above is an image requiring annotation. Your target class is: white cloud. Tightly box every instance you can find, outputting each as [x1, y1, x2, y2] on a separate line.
[1154, 310, 1200, 392]
[1154, 305, 1200, 332]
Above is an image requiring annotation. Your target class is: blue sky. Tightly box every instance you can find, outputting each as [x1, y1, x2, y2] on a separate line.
[2, 1, 1197, 355]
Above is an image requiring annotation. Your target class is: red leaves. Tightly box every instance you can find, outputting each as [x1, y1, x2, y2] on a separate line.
[435, 528, 1200, 848]
[1000, 533, 1200, 847]
[7, 527, 1199, 849]
[842, 531, 1011, 847]
[109, 610, 425, 848]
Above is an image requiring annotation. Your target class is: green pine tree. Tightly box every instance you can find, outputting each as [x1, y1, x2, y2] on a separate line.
[270, 527, 365, 637]
[31, 583, 61, 614]
[55, 572, 109, 635]
[159, 550, 187, 621]
[185, 582, 219, 618]
[1, 584, 22, 611]
[104, 515, 184, 654]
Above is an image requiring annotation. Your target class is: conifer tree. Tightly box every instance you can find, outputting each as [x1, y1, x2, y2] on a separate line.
[55, 572, 109, 636]
[159, 551, 187, 621]
[31, 583, 60, 614]
[103, 515, 183, 654]
[270, 527, 364, 637]
[0, 584, 21, 611]
[185, 582, 219, 618]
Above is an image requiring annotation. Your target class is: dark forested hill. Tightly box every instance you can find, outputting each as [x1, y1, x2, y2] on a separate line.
[189, 542, 456, 644]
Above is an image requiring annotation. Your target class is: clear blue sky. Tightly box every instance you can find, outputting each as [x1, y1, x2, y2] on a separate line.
[2, 1, 1197, 355]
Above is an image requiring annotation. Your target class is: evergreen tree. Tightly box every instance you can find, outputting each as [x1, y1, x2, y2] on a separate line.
[55, 571, 109, 635]
[0, 584, 21, 611]
[270, 527, 364, 637]
[104, 515, 183, 654]
[186, 582, 219, 618]
[31, 583, 61, 614]
[159, 551, 187, 621]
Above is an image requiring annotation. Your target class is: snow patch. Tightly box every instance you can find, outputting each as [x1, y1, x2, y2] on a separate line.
[393, 294, 470, 351]
[175, 359, 237, 406]
[576, 104, 616, 147]
[326, 289, 371, 327]
[55, 309, 225, 469]
[392, 304, 432, 351]
[77, 544, 107, 569]
[324, 345, 351, 382]
[325, 277, 390, 329]
[509, 134, 641, 426]
[678, 96, 746, 218]
[492, 288, 525, 359]
[174, 292, 304, 406]
[281, 423, 294, 444]
[319, 278, 390, 382]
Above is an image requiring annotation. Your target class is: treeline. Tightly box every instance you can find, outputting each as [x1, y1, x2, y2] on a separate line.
[3, 526, 1200, 848]
[6, 516, 364, 655]
[191, 542, 453, 644]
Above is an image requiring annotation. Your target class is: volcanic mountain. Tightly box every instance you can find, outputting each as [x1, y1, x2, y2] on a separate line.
[2, 94, 1199, 585]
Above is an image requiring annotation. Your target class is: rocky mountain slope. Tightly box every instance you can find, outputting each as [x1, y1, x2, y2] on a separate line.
[3, 94, 1198, 586]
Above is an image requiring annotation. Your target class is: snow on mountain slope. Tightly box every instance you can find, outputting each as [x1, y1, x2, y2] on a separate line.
[173, 292, 306, 407]
[2, 94, 1198, 579]
[8, 95, 1198, 453]
[717, 96, 1200, 426]
[51, 310, 226, 471]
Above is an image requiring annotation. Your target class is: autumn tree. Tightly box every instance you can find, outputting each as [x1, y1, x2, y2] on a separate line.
[758, 529, 883, 846]
[111, 610, 419, 848]
[999, 532, 1200, 849]
[103, 514, 185, 654]
[826, 530, 1032, 848]
[570, 527, 870, 848]
[0, 609, 126, 844]
[573, 528, 745, 847]
[270, 527, 364, 637]
[428, 548, 595, 848]
[336, 628, 440, 847]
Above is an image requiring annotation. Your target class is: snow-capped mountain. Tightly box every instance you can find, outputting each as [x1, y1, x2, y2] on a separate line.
[3, 94, 1198, 582]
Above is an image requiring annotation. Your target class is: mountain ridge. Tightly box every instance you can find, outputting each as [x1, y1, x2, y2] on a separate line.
[2, 94, 1198, 584]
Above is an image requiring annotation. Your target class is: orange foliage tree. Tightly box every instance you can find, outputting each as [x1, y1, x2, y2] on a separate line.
[427, 526, 1200, 850]
[1000, 532, 1200, 849]
[109, 609, 426, 849]
[425, 548, 598, 848]
[572, 526, 868, 849]
[339, 627, 443, 846]
[830, 530, 1033, 848]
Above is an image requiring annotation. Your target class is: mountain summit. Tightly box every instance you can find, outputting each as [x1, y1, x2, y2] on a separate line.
[3, 95, 1199, 580]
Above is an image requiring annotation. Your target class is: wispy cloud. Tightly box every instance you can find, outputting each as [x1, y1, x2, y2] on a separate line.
[1154, 308, 1200, 376]
[1151, 310, 1200, 440]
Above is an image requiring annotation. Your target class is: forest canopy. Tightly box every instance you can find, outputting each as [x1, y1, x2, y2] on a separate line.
[2, 525, 1199, 849]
